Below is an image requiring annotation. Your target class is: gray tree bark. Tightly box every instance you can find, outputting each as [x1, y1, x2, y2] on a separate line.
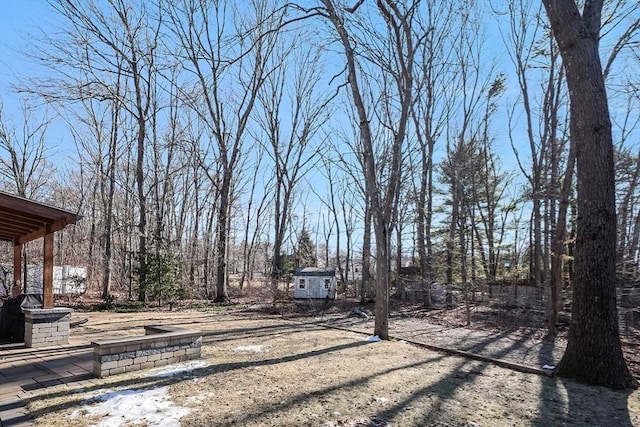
[542, 0, 637, 389]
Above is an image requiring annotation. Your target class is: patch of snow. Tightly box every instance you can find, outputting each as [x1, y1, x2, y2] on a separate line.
[323, 417, 388, 427]
[233, 344, 267, 352]
[375, 396, 389, 403]
[365, 335, 382, 342]
[542, 364, 555, 370]
[69, 386, 189, 427]
[147, 359, 210, 378]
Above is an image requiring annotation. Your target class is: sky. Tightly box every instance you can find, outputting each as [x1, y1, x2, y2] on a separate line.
[0, 1, 48, 105]
[0, 0, 530, 255]
[1, 1, 634, 165]
[0, 0, 75, 160]
[5, 0, 636, 264]
[0, 0, 517, 159]
[0, 1, 637, 273]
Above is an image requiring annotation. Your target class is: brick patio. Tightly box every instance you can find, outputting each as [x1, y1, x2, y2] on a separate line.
[0, 335, 96, 426]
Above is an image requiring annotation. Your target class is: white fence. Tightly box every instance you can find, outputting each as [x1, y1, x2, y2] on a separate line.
[0, 265, 87, 298]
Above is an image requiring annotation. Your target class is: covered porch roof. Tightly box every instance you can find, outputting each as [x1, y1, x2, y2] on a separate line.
[0, 191, 80, 245]
[0, 191, 81, 308]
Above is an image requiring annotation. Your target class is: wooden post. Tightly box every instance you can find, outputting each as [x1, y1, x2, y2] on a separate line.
[12, 241, 22, 297]
[43, 231, 54, 308]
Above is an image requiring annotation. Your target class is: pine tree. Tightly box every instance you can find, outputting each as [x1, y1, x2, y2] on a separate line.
[542, 0, 637, 389]
[296, 228, 316, 268]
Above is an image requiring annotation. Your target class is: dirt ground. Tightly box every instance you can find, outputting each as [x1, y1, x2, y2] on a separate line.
[24, 302, 640, 427]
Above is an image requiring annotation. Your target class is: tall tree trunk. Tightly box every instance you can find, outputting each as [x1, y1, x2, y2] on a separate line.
[189, 177, 200, 294]
[271, 182, 284, 279]
[320, 0, 413, 340]
[416, 140, 433, 307]
[446, 190, 459, 286]
[361, 197, 373, 302]
[542, 0, 637, 389]
[203, 204, 215, 299]
[214, 174, 231, 302]
[135, 112, 147, 302]
[102, 98, 119, 300]
[548, 141, 575, 333]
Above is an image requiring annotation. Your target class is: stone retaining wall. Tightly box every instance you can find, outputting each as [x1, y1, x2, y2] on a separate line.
[92, 325, 202, 378]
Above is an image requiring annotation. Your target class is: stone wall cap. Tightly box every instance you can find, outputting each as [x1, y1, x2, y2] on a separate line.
[22, 307, 73, 315]
[92, 328, 202, 348]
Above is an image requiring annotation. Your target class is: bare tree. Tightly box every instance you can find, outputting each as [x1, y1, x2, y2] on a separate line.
[504, 0, 640, 334]
[0, 101, 55, 291]
[166, 0, 284, 302]
[504, 1, 552, 289]
[316, 158, 346, 284]
[28, 0, 163, 302]
[0, 102, 54, 198]
[409, 0, 458, 305]
[471, 76, 509, 283]
[237, 152, 271, 290]
[253, 38, 331, 280]
[441, 2, 500, 316]
[338, 178, 358, 289]
[319, 0, 416, 339]
[69, 89, 125, 300]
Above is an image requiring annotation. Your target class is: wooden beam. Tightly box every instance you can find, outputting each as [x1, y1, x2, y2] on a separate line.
[0, 215, 39, 232]
[16, 229, 47, 246]
[0, 192, 79, 226]
[12, 241, 22, 297]
[43, 231, 54, 308]
[12, 220, 68, 245]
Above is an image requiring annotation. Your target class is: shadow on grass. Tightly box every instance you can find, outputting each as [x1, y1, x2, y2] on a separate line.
[7, 315, 633, 427]
[531, 334, 634, 426]
[0, 320, 329, 425]
[532, 334, 562, 426]
[200, 321, 327, 344]
[5, 334, 374, 423]
[211, 353, 450, 427]
[18, 323, 541, 425]
[195, 329, 543, 426]
[365, 329, 531, 425]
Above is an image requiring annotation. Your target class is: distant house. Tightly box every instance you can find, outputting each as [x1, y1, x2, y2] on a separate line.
[293, 267, 337, 300]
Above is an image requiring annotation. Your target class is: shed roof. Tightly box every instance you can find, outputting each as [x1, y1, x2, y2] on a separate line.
[294, 267, 336, 277]
[0, 191, 81, 245]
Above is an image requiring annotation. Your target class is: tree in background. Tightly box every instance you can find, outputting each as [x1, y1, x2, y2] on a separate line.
[145, 233, 180, 307]
[0, 101, 55, 290]
[255, 38, 331, 281]
[319, 0, 416, 340]
[409, 0, 458, 307]
[31, 0, 163, 303]
[0, 102, 53, 198]
[166, 0, 285, 303]
[295, 228, 316, 268]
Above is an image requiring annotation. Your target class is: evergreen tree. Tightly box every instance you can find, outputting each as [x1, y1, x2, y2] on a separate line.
[296, 228, 316, 267]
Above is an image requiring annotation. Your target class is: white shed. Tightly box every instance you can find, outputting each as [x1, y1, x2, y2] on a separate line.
[293, 267, 337, 300]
